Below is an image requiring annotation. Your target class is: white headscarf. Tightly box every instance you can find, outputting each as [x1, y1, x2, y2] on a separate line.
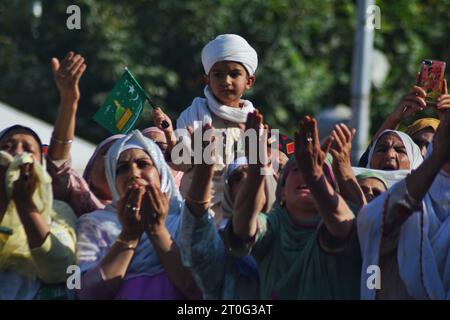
[367, 129, 423, 170]
[105, 130, 183, 212]
[77, 130, 184, 280]
[358, 176, 450, 299]
[201, 34, 258, 76]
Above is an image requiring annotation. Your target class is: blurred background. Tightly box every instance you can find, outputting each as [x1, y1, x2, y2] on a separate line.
[1, 0, 449, 148]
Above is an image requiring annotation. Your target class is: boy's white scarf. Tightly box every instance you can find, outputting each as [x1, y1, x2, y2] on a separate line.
[176, 86, 255, 131]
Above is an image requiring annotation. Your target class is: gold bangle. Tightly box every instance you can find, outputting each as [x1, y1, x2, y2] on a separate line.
[115, 238, 137, 250]
[185, 194, 211, 205]
[51, 135, 73, 144]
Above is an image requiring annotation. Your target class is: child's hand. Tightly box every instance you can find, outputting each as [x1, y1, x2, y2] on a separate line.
[51, 51, 86, 104]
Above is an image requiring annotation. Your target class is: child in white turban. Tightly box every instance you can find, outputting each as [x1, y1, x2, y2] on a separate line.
[175, 34, 260, 225]
[177, 34, 258, 128]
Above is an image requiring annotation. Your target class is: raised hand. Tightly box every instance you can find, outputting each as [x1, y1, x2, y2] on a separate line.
[141, 183, 170, 235]
[294, 115, 332, 183]
[49, 51, 87, 160]
[117, 183, 145, 240]
[244, 110, 269, 172]
[433, 100, 450, 163]
[51, 51, 86, 103]
[329, 123, 356, 167]
[329, 124, 367, 207]
[392, 85, 427, 121]
[153, 107, 173, 132]
[372, 82, 427, 142]
[437, 79, 450, 120]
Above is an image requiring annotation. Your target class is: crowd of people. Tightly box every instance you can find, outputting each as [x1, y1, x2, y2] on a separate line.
[0, 34, 449, 300]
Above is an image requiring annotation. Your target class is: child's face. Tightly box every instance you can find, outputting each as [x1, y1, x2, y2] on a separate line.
[205, 61, 255, 107]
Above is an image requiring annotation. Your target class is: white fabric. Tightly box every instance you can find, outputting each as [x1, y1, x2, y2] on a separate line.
[367, 129, 423, 170]
[120, 143, 144, 153]
[78, 130, 185, 279]
[358, 175, 450, 299]
[201, 34, 258, 76]
[176, 86, 255, 132]
[105, 130, 183, 212]
[352, 167, 409, 188]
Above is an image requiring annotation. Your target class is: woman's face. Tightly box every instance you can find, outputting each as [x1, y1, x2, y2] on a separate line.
[280, 163, 317, 217]
[143, 131, 169, 158]
[89, 142, 115, 201]
[115, 148, 160, 198]
[370, 133, 410, 170]
[358, 177, 387, 203]
[0, 130, 42, 163]
[144, 131, 167, 151]
[411, 128, 434, 158]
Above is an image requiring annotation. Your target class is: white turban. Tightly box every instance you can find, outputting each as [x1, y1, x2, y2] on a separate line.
[201, 34, 258, 76]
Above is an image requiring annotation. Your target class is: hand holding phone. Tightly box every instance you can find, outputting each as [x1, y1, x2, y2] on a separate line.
[417, 59, 446, 106]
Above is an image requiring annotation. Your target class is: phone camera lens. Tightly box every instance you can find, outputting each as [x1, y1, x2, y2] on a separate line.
[425, 60, 432, 66]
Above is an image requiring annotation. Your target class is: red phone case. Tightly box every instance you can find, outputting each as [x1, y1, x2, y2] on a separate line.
[417, 60, 446, 105]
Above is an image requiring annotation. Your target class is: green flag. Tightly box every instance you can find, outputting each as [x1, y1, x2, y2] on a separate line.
[93, 69, 149, 134]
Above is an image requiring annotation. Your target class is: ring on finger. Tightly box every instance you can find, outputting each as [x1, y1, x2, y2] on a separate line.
[126, 205, 140, 212]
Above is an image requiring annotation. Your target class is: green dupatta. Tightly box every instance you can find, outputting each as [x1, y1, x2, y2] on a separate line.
[252, 203, 361, 300]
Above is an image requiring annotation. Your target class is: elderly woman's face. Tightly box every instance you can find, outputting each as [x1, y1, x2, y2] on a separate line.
[358, 178, 387, 203]
[370, 133, 410, 170]
[115, 148, 160, 198]
[0, 130, 42, 163]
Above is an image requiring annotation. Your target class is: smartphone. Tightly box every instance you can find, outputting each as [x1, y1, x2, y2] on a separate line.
[417, 59, 446, 105]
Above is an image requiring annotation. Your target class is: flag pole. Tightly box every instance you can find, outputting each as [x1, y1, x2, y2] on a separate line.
[124, 66, 169, 129]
